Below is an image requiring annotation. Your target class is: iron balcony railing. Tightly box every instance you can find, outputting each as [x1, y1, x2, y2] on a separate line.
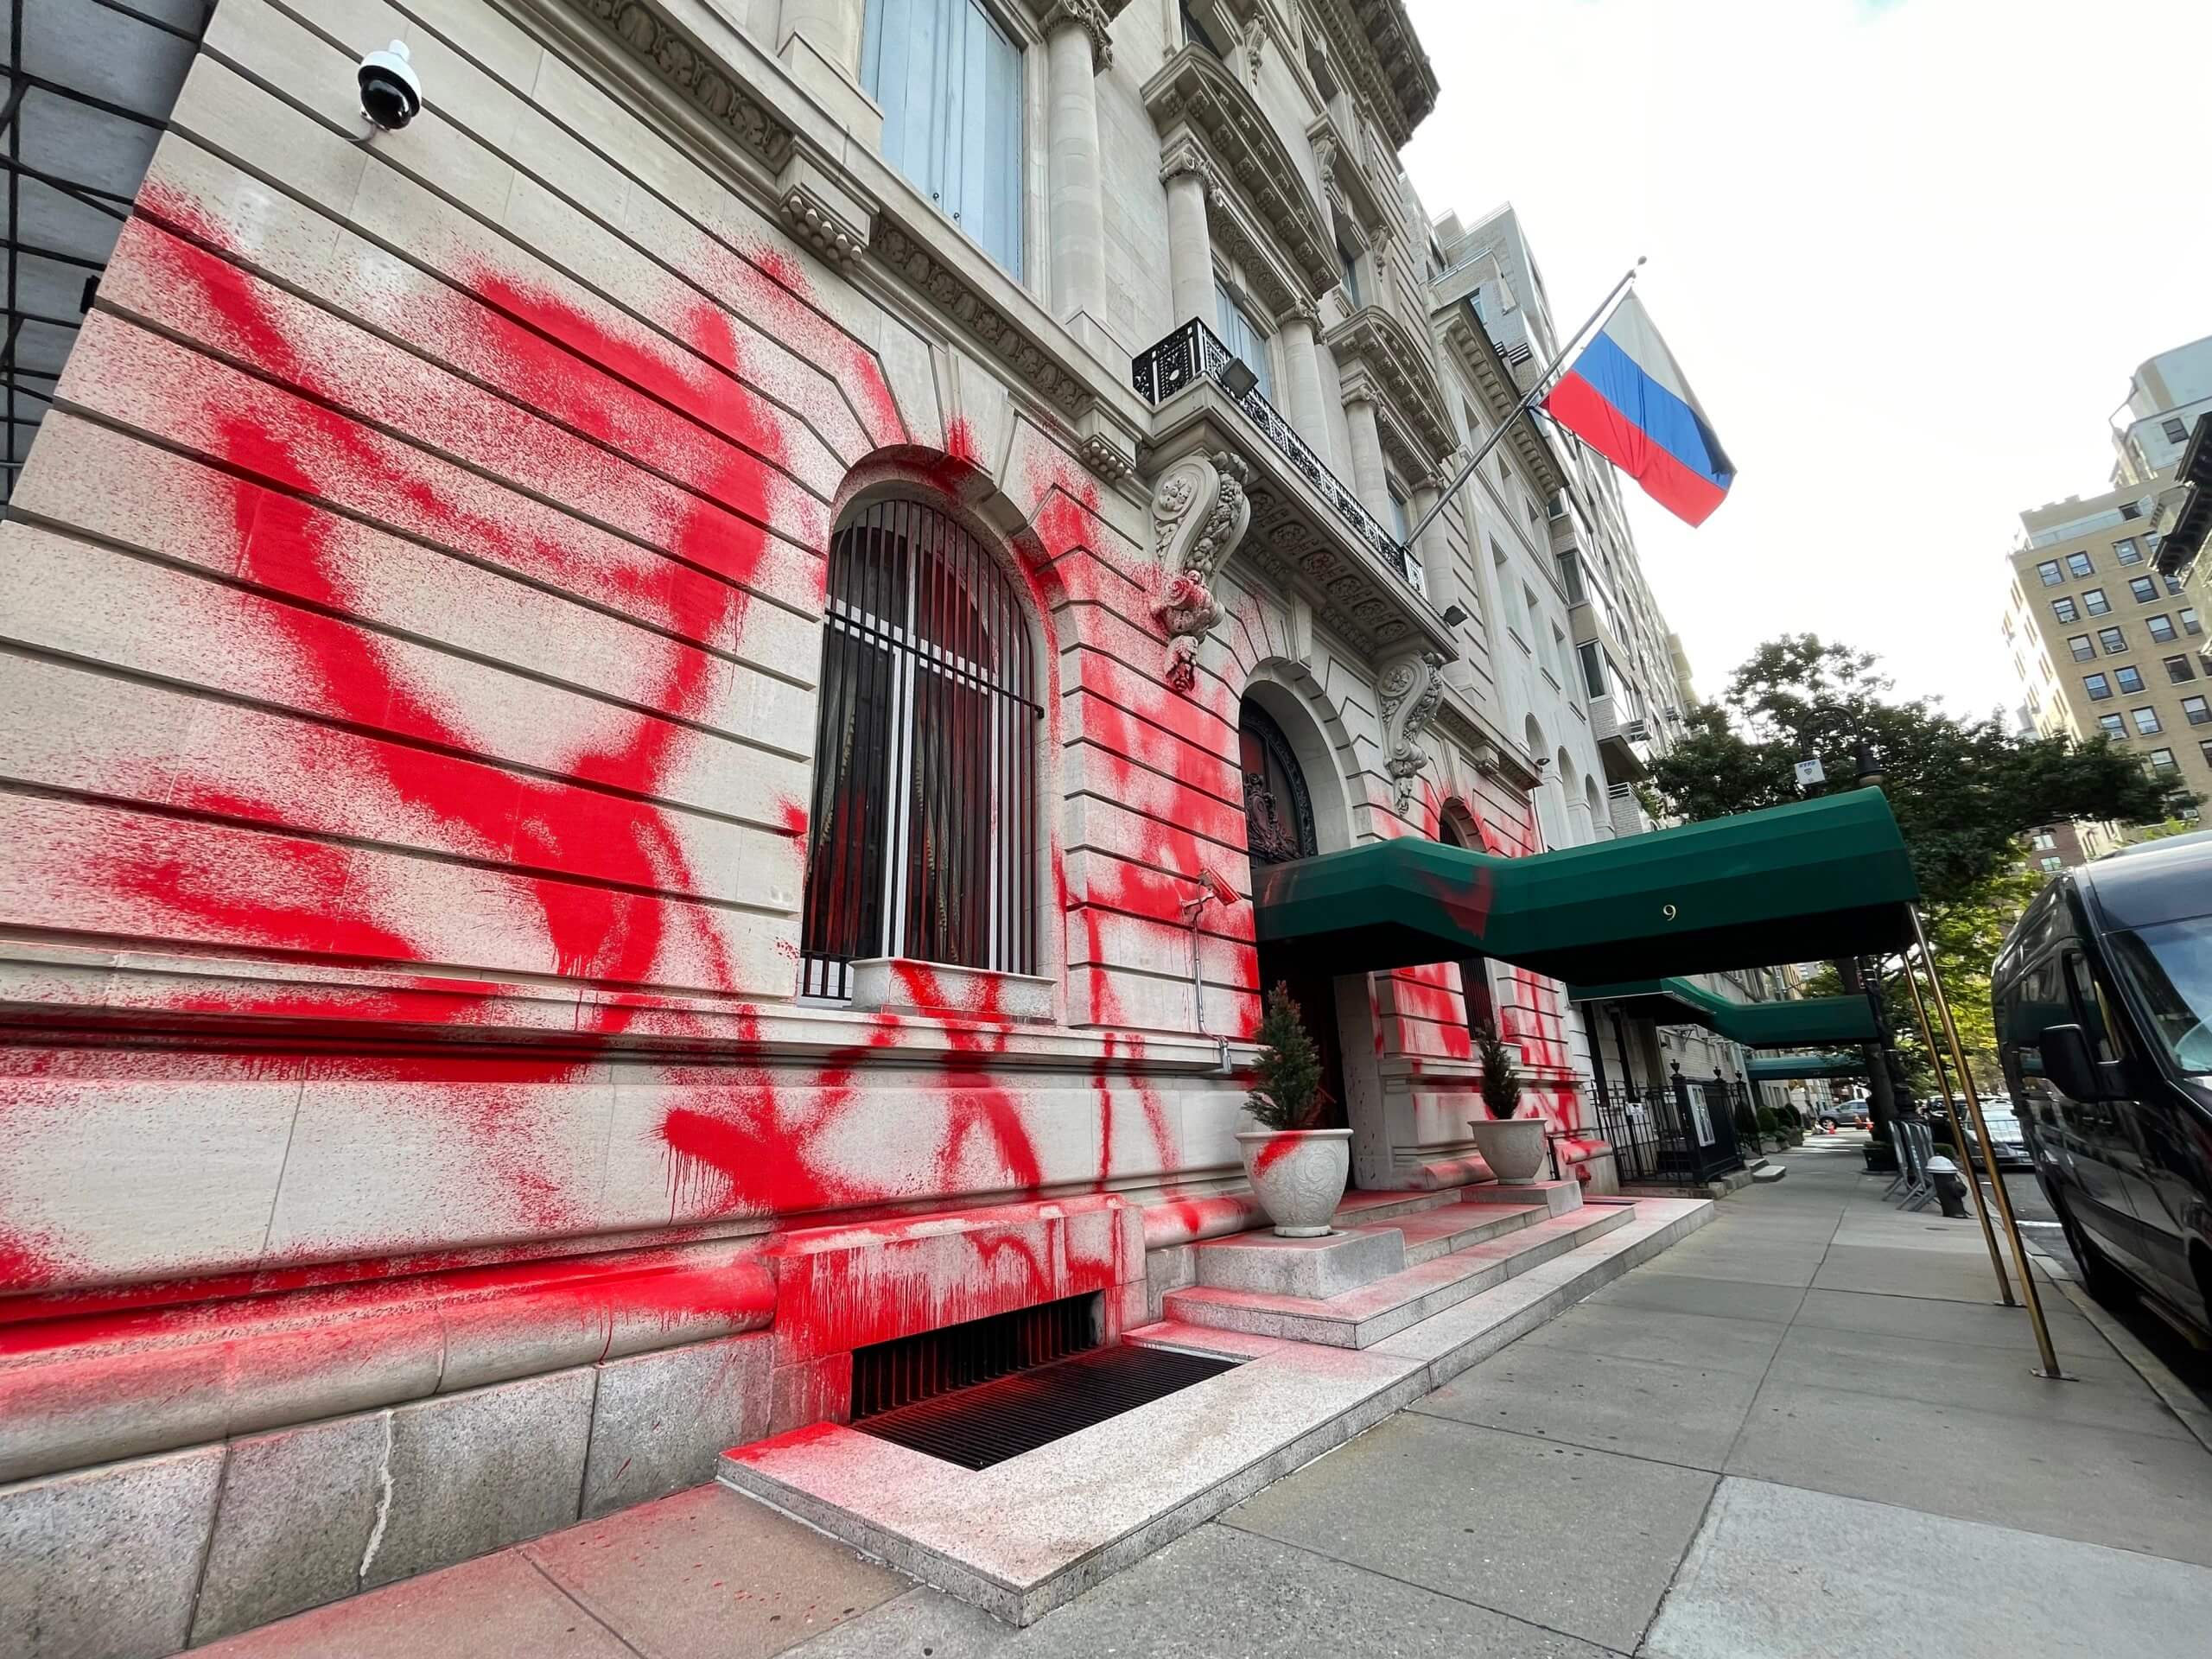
[1130, 319, 1411, 588]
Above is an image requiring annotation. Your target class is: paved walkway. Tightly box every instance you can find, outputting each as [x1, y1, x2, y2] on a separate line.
[207, 1146, 2212, 1657]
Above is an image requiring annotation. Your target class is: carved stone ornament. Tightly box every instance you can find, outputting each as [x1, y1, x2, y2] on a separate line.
[1244, 13, 1268, 85]
[1043, 0, 1117, 71]
[1378, 648, 1446, 811]
[575, 0, 792, 168]
[1148, 451, 1252, 692]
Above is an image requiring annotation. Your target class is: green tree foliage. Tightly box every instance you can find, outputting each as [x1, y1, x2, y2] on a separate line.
[1650, 635, 2193, 907]
[1246, 982, 1327, 1131]
[1474, 1019, 1523, 1119]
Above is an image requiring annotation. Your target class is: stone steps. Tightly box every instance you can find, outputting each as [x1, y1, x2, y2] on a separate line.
[1160, 1204, 1636, 1349]
[1349, 1198, 1543, 1265]
[720, 1195, 1714, 1627]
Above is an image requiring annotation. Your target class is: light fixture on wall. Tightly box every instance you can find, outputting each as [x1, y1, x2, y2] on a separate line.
[1440, 603, 1469, 627]
[1219, 357, 1259, 399]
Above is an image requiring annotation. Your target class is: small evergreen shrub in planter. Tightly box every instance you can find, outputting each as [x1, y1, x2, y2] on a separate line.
[1466, 1020, 1548, 1184]
[1236, 984, 1351, 1237]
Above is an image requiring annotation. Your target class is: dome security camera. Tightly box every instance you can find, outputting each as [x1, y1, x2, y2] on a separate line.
[358, 41, 422, 131]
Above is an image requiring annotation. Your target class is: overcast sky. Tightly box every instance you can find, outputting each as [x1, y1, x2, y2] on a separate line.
[1402, 0, 2212, 720]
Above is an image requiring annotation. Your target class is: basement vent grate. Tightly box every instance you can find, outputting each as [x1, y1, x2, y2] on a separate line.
[853, 1341, 1238, 1470]
[850, 1294, 1103, 1421]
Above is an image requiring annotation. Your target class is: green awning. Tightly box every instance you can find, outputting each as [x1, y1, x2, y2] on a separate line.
[1567, 978, 1881, 1046]
[1253, 789, 1919, 985]
[1746, 1052, 1872, 1080]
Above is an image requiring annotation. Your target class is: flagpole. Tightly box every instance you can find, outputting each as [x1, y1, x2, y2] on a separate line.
[1402, 256, 1646, 551]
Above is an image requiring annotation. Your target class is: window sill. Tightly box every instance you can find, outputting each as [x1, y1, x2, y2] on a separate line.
[849, 957, 1056, 1024]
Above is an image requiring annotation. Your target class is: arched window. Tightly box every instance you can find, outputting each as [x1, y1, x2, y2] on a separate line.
[799, 499, 1040, 999]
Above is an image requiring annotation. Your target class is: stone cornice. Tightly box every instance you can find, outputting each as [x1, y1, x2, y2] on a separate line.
[1304, 111, 1388, 241]
[1144, 45, 1338, 309]
[1305, 0, 1440, 148]
[1436, 303, 1567, 499]
[1325, 304, 1456, 467]
[566, 0, 794, 169]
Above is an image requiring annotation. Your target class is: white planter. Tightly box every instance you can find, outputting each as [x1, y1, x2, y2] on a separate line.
[1467, 1116, 1548, 1185]
[1236, 1129, 1354, 1237]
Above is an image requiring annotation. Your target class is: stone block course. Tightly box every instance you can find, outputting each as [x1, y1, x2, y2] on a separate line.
[365, 1368, 597, 1587]
[0, 1445, 224, 1659]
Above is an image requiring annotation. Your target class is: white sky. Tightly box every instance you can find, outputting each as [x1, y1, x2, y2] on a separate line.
[1402, 0, 2212, 719]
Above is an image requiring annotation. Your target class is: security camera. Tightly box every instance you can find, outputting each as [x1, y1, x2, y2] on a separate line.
[358, 41, 422, 131]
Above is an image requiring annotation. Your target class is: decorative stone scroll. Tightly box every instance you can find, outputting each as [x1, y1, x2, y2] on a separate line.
[1147, 450, 1251, 692]
[1378, 646, 1446, 810]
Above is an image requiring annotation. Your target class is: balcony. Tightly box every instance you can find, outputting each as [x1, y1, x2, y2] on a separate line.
[1131, 321, 1452, 659]
[1590, 695, 1656, 782]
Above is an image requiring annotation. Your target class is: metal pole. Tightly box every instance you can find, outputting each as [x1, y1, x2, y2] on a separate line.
[1900, 946, 2013, 1305]
[1403, 257, 1647, 550]
[1909, 906, 2064, 1377]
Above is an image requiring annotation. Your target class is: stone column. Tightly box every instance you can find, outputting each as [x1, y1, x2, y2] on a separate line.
[1278, 306, 1334, 461]
[1408, 477, 1446, 605]
[1343, 390, 1392, 524]
[1045, 3, 1113, 331]
[1162, 155, 1214, 327]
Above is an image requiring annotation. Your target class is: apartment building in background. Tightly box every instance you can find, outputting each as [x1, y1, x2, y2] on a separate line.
[2003, 485, 2210, 810]
[2113, 334, 2212, 486]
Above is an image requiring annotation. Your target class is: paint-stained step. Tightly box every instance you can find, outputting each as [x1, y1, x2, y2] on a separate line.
[720, 1196, 1713, 1626]
[1160, 1204, 1635, 1348]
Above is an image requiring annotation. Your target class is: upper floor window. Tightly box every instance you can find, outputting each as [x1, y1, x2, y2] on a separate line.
[2149, 747, 2179, 772]
[2083, 672, 2112, 701]
[2036, 559, 2063, 586]
[1338, 241, 1363, 308]
[2164, 416, 2190, 445]
[2182, 695, 2211, 726]
[2116, 665, 2145, 694]
[2098, 626, 2126, 654]
[2166, 653, 2197, 683]
[1180, 0, 1225, 55]
[2167, 572, 2188, 595]
[2120, 501, 2144, 520]
[863, 0, 1023, 276]
[2183, 607, 2203, 636]
[2130, 575, 2159, 605]
[799, 497, 1040, 999]
[2052, 596, 2079, 624]
[2148, 613, 2178, 643]
[1214, 279, 1274, 400]
[2098, 711, 2126, 739]
[1578, 640, 1608, 700]
[1385, 480, 1424, 594]
[2067, 634, 2094, 662]
[2067, 550, 2094, 578]
[2082, 588, 2111, 616]
[2115, 537, 2143, 564]
[2133, 706, 2163, 736]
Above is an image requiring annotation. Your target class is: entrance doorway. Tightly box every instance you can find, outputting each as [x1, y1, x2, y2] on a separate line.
[1239, 700, 1348, 1134]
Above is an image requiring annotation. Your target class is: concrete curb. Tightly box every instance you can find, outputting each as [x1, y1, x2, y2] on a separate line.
[2019, 1235, 2212, 1456]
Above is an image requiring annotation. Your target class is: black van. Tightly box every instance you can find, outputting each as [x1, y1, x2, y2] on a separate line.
[1990, 832, 2212, 1333]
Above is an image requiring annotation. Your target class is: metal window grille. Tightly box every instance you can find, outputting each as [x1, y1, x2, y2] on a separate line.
[799, 499, 1040, 1001]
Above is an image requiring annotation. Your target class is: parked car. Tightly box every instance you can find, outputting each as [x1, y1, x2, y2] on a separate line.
[1920, 1096, 2031, 1170]
[1817, 1097, 1872, 1131]
[1990, 833, 2212, 1334]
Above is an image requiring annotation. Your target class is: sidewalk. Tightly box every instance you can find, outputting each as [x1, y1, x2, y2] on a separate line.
[206, 1146, 2212, 1657]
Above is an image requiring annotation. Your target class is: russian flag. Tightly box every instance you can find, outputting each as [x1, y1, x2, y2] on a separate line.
[1545, 295, 1735, 526]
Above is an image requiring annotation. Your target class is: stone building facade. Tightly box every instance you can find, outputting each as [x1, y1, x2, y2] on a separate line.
[0, 1, 1699, 1647]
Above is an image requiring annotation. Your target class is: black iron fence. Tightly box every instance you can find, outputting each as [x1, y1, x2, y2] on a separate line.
[1594, 1074, 1746, 1186]
[1129, 319, 1414, 589]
